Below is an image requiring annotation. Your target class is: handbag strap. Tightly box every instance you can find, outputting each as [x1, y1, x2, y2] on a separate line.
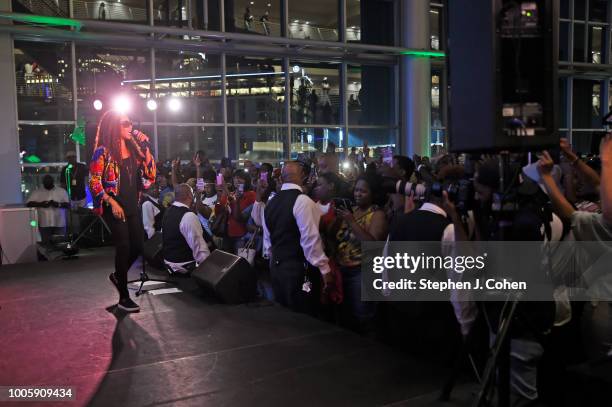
[244, 226, 259, 249]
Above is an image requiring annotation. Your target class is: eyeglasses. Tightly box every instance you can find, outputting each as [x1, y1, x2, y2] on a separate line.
[120, 120, 133, 128]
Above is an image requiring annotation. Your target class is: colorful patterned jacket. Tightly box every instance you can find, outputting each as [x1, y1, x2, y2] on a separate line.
[89, 131, 156, 215]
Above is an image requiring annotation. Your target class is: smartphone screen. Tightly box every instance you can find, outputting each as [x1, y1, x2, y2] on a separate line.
[216, 173, 224, 185]
[260, 171, 268, 182]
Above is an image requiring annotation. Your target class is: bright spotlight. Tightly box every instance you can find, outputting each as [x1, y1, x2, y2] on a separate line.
[342, 161, 351, 170]
[146, 99, 158, 111]
[168, 98, 182, 112]
[112, 95, 132, 113]
[93, 99, 103, 111]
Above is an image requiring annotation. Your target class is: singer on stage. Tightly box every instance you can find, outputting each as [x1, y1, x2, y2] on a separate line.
[89, 110, 156, 312]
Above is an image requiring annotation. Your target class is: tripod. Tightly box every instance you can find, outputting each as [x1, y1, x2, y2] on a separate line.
[70, 209, 112, 246]
[439, 294, 521, 407]
[127, 256, 176, 297]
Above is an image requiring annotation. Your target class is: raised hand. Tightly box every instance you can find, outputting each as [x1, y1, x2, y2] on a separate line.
[537, 151, 555, 176]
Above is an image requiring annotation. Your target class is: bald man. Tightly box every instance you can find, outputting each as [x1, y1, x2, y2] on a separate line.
[162, 183, 210, 274]
[263, 162, 333, 313]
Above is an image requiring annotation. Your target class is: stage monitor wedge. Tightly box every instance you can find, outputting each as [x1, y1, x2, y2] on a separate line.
[447, 0, 559, 153]
[191, 250, 256, 304]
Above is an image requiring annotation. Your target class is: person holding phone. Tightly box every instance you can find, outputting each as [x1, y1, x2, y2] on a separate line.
[193, 153, 218, 239]
[214, 169, 256, 253]
[333, 173, 388, 332]
[89, 110, 156, 312]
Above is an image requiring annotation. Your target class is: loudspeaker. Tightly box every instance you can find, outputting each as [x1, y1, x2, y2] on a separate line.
[143, 232, 164, 270]
[448, 0, 558, 152]
[191, 250, 256, 304]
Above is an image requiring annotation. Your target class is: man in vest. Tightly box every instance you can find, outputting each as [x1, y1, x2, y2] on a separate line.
[162, 184, 210, 274]
[389, 179, 476, 338]
[263, 161, 334, 313]
[142, 182, 163, 239]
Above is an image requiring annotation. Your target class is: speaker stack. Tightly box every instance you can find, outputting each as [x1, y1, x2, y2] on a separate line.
[448, 0, 558, 152]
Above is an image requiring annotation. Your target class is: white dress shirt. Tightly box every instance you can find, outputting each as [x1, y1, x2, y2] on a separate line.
[164, 202, 211, 273]
[27, 186, 69, 228]
[142, 195, 161, 239]
[262, 184, 330, 275]
[251, 191, 276, 227]
[418, 202, 477, 337]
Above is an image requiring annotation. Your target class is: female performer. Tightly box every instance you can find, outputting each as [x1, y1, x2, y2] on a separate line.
[90, 110, 156, 312]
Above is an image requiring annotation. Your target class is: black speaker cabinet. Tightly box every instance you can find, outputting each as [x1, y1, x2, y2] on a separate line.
[191, 250, 256, 304]
[143, 232, 164, 270]
[448, 0, 558, 152]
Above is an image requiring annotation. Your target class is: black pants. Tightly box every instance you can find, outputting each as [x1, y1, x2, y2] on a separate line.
[104, 209, 144, 299]
[270, 258, 320, 316]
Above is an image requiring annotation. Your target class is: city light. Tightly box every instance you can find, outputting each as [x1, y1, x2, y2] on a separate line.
[146, 99, 158, 111]
[93, 99, 103, 111]
[168, 98, 182, 112]
[112, 95, 132, 113]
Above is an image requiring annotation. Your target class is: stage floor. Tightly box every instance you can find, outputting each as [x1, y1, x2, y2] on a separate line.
[0, 249, 474, 407]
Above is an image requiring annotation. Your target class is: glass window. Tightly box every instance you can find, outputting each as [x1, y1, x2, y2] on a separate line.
[347, 0, 394, 45]
[430, 8, 442, 50]
[574, 23, 586, 62]
[289, 60, 340, 125]
[572, 130, 599, 154]
[291, 127, 343, 157]
[289, 0, 339, 41]
[21, 165, 67, 203]
[347, 128, 397, 150]
[226, 56, 285, 124]
[589, 0, 608, 23]
[347, 64, 395, 126]
[560, 0, 570, 19]
[228, 127, 286, 162]
[226, 0, 281, 36]
[575, 0, 586, 20]
[74, 0, 148, 23]
[560, 21, 570, 61]
[589, 25, 604, 64]
[156, 125, 223, 161]
[19, 124, 76, 164]
[559, 78, 568, 129]
[572, 79, 602, 129]
[15, 41, 73, 121]
[155, 51, 223, 123]
[15, 0, 69, 18]
[152, 0, 187, 26]
[76, 46, 152, 122]
[431, 72, 443, 129]
[347, 0, 361, 42]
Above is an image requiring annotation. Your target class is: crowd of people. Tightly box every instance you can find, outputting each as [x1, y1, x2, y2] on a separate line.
[25, 109, 612, 405]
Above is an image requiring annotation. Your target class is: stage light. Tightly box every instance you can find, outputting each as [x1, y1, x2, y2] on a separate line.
[93, 99, 103, 111]
[146, 99, 158, 111]
[112, 95, 132, 113]
[168, 98, 182, 112]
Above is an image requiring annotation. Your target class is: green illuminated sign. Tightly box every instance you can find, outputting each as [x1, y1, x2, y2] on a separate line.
[401, 50, 446, 58]
[0, 13, 82, 30]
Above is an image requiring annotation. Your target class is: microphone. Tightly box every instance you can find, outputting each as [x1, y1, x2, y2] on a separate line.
[128, 129, 149, 160]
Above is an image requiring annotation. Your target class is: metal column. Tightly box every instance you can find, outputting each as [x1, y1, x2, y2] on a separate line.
[400, 0, 430, 157]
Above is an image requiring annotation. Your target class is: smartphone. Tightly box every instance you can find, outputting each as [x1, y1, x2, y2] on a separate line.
[260, 171, 268, 182]
[216, 173, 224, 186]
[333, 198, 353, 212]
[196, 178, 205, 192]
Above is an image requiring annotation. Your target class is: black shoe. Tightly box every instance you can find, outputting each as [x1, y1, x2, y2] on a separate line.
[117, 297, 140, 312]
[109, 272, 120, 294]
